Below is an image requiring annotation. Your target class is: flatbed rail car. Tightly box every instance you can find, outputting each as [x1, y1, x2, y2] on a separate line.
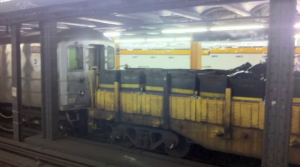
[88, 67, 300, 165]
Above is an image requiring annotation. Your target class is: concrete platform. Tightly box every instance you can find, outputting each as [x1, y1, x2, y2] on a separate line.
[25, 135, 217, 167]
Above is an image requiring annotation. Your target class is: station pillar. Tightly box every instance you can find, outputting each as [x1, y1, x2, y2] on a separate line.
[190, 42, 202, 69]
[11, 24, 22, 141]
[40, 21, 59, 140]
[262, 0, 297, 167]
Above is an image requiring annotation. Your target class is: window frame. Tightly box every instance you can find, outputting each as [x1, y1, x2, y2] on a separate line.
[67, 45, 84, 72]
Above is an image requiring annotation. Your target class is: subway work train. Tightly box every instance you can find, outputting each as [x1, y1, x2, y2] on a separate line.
[1, 29, 300, 165]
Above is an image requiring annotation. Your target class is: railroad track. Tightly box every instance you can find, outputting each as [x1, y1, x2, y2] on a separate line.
[0, 139, 92, 167]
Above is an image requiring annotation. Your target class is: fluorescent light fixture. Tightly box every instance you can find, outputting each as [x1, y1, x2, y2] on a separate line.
[22, 23, 38, 27]
[295, 23, 300, 28]
[78, 17, 122, 25]
[103, 32, 121, 37]
[162, 28, 207, 34]
[210, 25, 264, 31]
[147, 32, 160, 35]
[119, 39, 145, 43]
[58, 22, 96, 28]
[146, 38, 174, 42]
[176, 37, 191, 41]
[57, 26, 69, 29]
[123, 33, 136, 36]
[21, 27, 32, 30]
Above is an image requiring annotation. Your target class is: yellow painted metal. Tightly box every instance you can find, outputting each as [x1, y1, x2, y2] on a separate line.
[114, 82, 120, 120]
[120, 49, 210, 55]
[224, 88, 231, 138]
[99, 84, 115, 89]
[120, 92, 163, 127]
[146, 86, 164, 92]
[200, 92, 225, 98]
[115, 43, 120, 70]
[232, 100, 264, 129]
[89, 66, 98, 107]
[171, 88, 195, 95]
[169, 96, 197, 121]
[190, 42, 202, 69]
[293, 98, 300, 103]
[121, 84, 140, 88]
[95, 90, 115, 112]
[210, 47, 300, 54]
[233, 96, 263, 102]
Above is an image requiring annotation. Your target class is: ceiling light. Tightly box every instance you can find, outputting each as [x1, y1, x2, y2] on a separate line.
[119, 39, 145, 43]
[295, 23, 300, 28]
[162, 28, 207, 34]
[123, 33, 136, 36]
[146, 38, 174, 42]
[210, 25, 264, 31]
[104, 32, 120, 37]
[147, 32, 160, 35]
[58, 22, 96, 28]
[78, 17, 122, 25]
[21, 27, 32, 30]
[176, 37, 191, 41]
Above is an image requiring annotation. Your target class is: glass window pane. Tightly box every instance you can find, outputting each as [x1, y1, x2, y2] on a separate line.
[107, 46, 115, 69]
[68, 46, 83, 71]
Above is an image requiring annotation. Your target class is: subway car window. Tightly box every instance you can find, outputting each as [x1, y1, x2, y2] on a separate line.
[107, 46, 115, 69]
[68, 46, 84, 71]
[88, 48, 97, 69]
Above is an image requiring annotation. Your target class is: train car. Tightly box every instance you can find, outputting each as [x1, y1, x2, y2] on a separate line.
[0, 29, 115, 131]
[88, 64, 300, 165]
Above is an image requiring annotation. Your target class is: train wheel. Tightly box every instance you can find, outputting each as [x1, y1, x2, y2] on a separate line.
[165, 141, 191, 158]
[120, 136, 134, 148]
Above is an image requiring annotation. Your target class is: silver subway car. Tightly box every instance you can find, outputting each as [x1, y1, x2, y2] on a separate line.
[0, 29, 115, 126]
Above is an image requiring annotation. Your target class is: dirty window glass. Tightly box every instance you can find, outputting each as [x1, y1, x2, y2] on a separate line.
[68, 46, 83, 71]
[107, 46, 115, 69]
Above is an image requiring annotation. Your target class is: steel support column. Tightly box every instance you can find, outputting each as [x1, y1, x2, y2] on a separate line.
[40, 21, 59, 140]
[262, 0, 296, 167]
[11, 24, 22, 141]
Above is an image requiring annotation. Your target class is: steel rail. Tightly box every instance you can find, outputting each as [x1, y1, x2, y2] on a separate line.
[0, 141, 90, 167]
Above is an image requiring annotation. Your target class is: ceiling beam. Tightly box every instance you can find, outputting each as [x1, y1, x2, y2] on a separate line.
[0, 0, 268, 25]
[167, 9, 202, 20]
[222, 4, 252, 16]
